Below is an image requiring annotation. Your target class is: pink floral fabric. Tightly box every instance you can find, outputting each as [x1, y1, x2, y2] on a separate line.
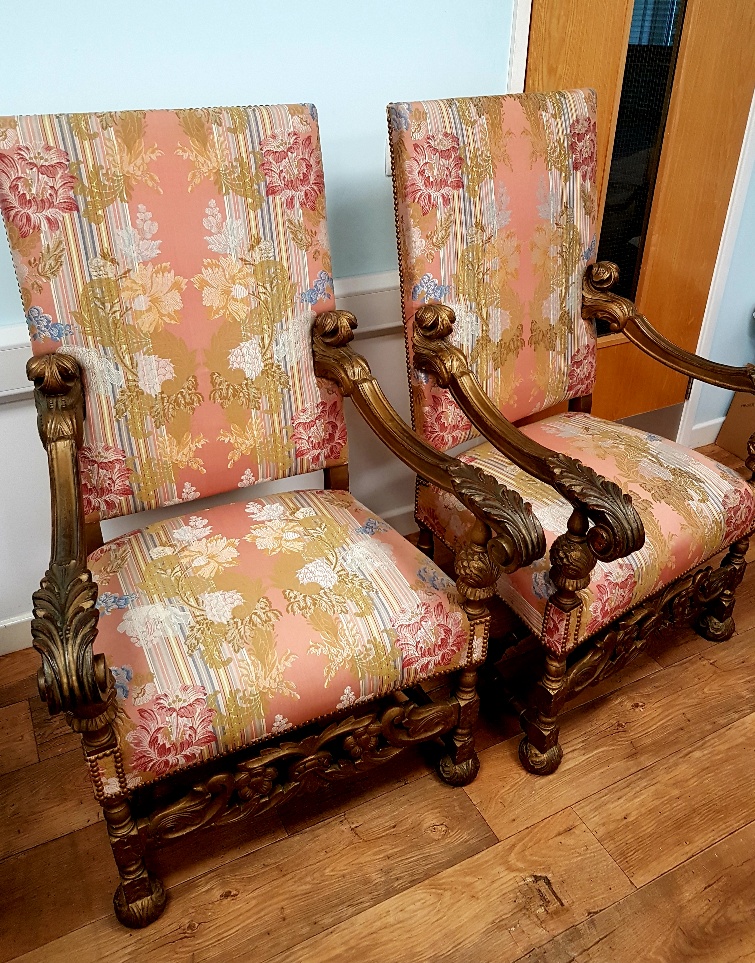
[416, 412, 755, 652]
[389, 91, 598, 449]
[90, 489, 483, 793]
[0, 107, 347, 520]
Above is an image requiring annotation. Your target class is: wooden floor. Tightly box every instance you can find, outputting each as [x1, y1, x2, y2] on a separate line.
[1, 445, 755, 962]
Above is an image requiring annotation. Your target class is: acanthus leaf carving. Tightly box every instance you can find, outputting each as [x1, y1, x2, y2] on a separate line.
[546, 453, 645, 563]
[143, 699, 459, 845]
[32, 559, 109, 717]
[447, 461, 545, 572]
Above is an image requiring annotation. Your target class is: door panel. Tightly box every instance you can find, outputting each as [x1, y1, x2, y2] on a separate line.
[526, 0, 755, 420]
[526, 0, 634, 231]
[613, 0, 755, 417]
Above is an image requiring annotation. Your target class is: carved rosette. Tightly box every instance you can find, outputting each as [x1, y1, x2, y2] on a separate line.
[581, 261, 638, 333]
[412, 303, 469, 387]
[312, 310, 371, 396]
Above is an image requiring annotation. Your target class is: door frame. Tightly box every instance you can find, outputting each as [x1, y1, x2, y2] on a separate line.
[508, 0, 533, 93]
[676, 88, 755, 447]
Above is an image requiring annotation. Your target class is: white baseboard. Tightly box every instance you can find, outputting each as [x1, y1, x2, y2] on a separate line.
[0, 324, 32, 403]
[686, 417, 726, 449]
[0, 613, 32, 655]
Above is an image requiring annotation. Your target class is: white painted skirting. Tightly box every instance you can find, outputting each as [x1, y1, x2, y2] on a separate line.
[683, 416, 726, 451]
[0, 613, 32, 656]
[0, 324, 32, 402]
[677, 89, 755, 448]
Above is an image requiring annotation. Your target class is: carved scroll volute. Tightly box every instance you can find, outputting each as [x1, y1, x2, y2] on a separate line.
[412, 303, 469, 387]
[447, 461, 545, 573]
[26, 353, 109, 718]
[312, 310, 372, 396]
[582, 262, 638, 333]
[547, 454, 645, 564]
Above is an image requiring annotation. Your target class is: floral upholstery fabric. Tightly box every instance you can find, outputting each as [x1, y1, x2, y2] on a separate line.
[417, 413, 755, 652]
[388, 90, 598, 450]
[89, 489, 485, 796]
[0, 106, 346, 519]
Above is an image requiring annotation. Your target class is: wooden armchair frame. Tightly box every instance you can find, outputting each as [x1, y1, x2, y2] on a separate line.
[411, 261, 753, 776]
[26, 309, 545, 927]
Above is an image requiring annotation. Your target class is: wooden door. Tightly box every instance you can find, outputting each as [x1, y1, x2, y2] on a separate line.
[527, 0, 755, 421]
[525, 0, 634, 233]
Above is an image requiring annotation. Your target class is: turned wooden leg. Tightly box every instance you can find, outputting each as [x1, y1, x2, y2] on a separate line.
[417, 524, 435, 560]
[104, 797, 166, 928]
[439, 667, 480, 786]
[696, 538, 749, 643]
[519, 651, 567, 776]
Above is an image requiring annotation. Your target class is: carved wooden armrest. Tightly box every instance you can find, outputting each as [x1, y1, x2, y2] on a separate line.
[26, 354, 112, 724]
[584, 262, 755, 394]
[312, 310, 546, 576]
[412, 304, 645, 568]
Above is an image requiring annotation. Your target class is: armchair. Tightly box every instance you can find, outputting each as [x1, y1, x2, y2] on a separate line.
[0, 104, 545, 927]
[388, 89, 755, 775]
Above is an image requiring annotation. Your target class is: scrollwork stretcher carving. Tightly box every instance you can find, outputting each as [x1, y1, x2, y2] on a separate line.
[142, 698, 459, 844]
[562, 538, 749, 698]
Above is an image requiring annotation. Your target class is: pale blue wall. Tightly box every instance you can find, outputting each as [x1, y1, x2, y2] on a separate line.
[0, 0, 514, 328]
[694, 161, 755, 426]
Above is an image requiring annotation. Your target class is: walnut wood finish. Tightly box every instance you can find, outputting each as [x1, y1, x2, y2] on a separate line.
[23, 310, 548, 928]
[409, 296, 753, 774]
[313, 310, 546, 575]
[584, 262, 755, 393]
[584, 261, 755, 482]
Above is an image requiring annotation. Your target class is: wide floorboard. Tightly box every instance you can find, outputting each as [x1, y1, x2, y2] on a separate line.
[1, 444, 753, 962]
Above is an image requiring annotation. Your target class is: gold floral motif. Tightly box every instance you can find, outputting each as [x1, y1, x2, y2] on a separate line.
[175, 109, 264, 203]
[120, 263, 187, 332]
[306, 610, 397, 688]
[73, 112, 162, 225]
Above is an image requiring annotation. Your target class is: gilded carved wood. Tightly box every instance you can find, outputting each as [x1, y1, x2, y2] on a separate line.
[412, 302, 645, 567]
[26, 354, 112, 723]
[409, 293, 754, 777]
[142, 697, 460, 843]
[23, 308, 549, 929]
[583, 261, 755, 395]
[313, 310, 547, 575]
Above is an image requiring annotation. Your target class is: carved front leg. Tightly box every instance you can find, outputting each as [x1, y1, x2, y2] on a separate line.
[105, 797, 167, 928]
[439, 519, 499, 786]
[520, 510, 596, 776]
[696, 538, 749, 642]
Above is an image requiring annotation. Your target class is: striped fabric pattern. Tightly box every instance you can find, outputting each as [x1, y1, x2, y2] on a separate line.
[0, 106, 347, 519]
[89, 489, 485, 795]
[388, 90, 598, 449]
[416, 413, 755, 651]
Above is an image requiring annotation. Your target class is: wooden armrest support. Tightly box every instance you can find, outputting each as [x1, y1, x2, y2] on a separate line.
[412, 304, 645, 565]
[583, 262, 755, 394]
[312, 310, 546, 573]
[27, 354, 111, 722]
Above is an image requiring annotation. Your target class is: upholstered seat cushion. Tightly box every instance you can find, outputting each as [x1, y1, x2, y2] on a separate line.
[89, 489, 484, 796]
[417, 412, 755, 652]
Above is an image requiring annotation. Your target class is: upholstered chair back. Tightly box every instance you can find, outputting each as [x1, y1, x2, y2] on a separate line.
[0, 105, 346, 519]
[389, 89, 598, 451]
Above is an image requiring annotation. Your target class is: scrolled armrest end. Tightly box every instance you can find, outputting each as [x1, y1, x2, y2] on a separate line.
[447, 461, 546, 572]
[547, 453, 645, 563]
